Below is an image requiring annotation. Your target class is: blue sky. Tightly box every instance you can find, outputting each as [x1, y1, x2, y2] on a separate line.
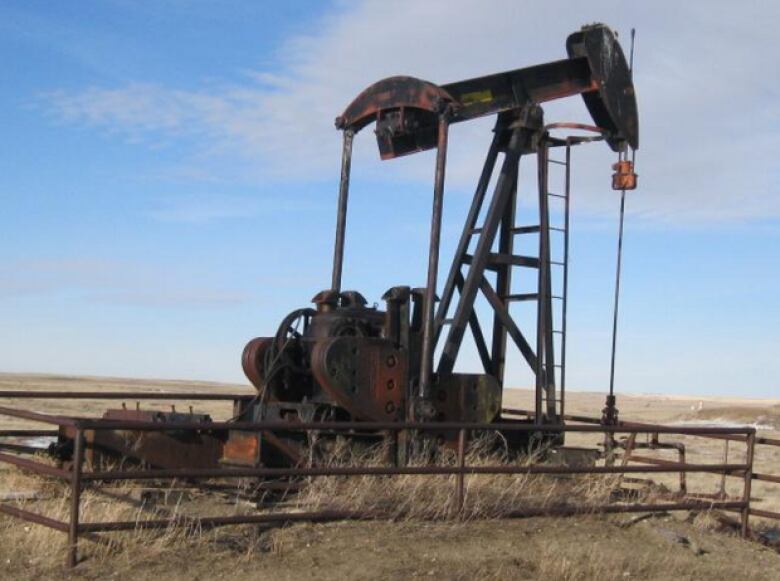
[0, 1, 778, 397]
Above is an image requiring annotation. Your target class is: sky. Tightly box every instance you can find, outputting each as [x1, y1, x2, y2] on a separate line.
[0, 0, 778, 398]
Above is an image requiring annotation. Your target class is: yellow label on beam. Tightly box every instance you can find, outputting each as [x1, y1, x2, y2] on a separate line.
[460, 90, 493, 105]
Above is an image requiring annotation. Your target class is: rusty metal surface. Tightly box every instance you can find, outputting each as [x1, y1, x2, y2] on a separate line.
[331, 129, 354, 289]
[241, 337, 273, 391]
[742, 431, 756, 535]
[311, 337, 406, 421]
[79, 461, 749, 482]
[0, 429, 58, 437]
[753, 473, 780, 484]
[612, 160, 638, 190]
[51, 408, 225, 470]
[221, 430, 260, 466]
[336, 76, 453, 133]
[68, 430, 84, 568]
[0, 450, 70, 479]
[433, 374, 501, 423]
[337, 24, 637, 155]
[69, 418, 757, 435]
[76, 500, 747, 534]
[87, 409, 224, 470]
[0, 391, 252, 400]
[750, 508, 780, 520]
[566, 24, 639, 150]
[0, 504, 69, 532]
[0, 405, 78, 426]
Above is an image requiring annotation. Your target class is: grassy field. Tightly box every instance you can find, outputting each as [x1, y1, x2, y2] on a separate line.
[0, 373, 778, 580]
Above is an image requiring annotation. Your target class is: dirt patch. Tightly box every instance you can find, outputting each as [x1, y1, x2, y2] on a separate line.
[3, 516, 779, 581]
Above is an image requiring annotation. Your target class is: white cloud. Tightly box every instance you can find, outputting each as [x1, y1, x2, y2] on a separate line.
[43, 0, 780, 222]
[0, 258, 249, 307]
[147, 193, 323, 224]
[91, 289, 248, 307]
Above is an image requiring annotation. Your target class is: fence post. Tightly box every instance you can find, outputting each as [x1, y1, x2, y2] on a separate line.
[718, 439, 729, 499]
[67, 429, 84, 568]
[393, 428, 401, 467]
[677, 446, 687, 495]
[741, 430, 756, 538]
[456, 428, 466, 516]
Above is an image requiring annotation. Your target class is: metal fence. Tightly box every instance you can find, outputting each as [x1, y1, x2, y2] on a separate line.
[0, 392, 773, 568]
[506, 407, 780, 531]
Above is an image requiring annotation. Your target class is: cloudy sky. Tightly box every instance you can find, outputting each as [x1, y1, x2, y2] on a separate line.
[0, 0, 778, 397]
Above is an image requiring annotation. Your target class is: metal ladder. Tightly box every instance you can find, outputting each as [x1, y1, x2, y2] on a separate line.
[536, 137, 573, 421]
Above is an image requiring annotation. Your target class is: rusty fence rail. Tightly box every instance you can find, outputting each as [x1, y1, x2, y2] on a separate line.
[505, 407, 780, 528]
[0, 390, 255, 400]
[0, 396, 766, 568]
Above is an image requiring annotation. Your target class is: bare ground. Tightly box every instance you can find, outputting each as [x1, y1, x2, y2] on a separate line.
[4, 515, 780, 581]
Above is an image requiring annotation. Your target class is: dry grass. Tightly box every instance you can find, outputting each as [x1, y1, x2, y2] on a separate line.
[0, 437, 631, 574]
[0, 468, 198, 572]
[0, 450, 778, 580]
[292, 435, 627, 521]
[0, 375, 779, 579]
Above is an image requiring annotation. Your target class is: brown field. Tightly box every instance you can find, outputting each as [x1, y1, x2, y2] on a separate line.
[0, 372, 778, 580]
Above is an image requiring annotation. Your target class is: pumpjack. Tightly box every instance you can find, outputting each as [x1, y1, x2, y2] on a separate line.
[222, 23, 639, 466]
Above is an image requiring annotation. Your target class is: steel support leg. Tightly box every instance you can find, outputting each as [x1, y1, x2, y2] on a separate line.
[434, 132, 501, 346]
[437, 127, 528, 376]
[490, 166, 518, 387]
[418, 117, 450, 405]
[331, 129, 355, 292]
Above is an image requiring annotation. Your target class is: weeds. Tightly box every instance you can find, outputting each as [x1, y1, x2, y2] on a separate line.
[0, 435, 687, 575]
[293, 434, 624, 521]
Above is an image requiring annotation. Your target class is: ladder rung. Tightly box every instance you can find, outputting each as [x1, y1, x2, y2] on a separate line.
[547, 193, 567, 199]
[552, 295, 564, 300]
[462, 254, 499, 272]
[549, 226, 566, 233]
[489, 253, 540, 268]
[504, 293, 538, 302]
[552, 330, 564, 335]
[470, 227, 483, 235]
[548, 159, 567, 166]
[442, 318, 454, 325]
[549, 260, 565, 266]
[511, 225, 541, 234]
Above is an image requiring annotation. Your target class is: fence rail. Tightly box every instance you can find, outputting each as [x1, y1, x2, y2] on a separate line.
[0, 393, 775, 568]
[506, 407, 780, 534]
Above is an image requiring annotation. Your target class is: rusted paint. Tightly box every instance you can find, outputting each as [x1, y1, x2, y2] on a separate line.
[241, 337, 273, 391]
[221, 430, 260, 466]
[58, 408, 225, 470]
[336, 76, 454, 132]
[311, 337, 407, 422]
[612, 160, 638, 190]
